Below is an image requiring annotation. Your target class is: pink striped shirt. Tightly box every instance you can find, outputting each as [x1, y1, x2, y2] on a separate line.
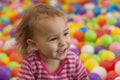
[17, 51, 89, 80]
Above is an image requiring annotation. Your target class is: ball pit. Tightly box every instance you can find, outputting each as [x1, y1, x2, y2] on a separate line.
[0, 0, 120, 79]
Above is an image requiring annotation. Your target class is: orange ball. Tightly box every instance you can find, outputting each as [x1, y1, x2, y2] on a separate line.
[9, 52, 23, 63]
[12, 66, 20, 77]
[73, 30, 84, 41]
[76, 42, 85, 50]
[97, 18, 106, 27]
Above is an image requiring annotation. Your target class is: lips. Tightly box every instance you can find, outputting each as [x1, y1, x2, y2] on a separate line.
[57, 49, 66, 54]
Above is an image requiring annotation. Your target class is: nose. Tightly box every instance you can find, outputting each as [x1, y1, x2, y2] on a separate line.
[58, 37, 66, 47]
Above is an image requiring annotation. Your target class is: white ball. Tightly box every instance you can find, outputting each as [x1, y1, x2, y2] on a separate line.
[84, 3, 95, 11]
[81, 45, 94, 55]
[114, 77, 120, 80]
[92, 66, 107, 80]
[115, 60, 120, 75]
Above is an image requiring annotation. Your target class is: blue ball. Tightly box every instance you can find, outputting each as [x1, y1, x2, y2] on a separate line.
[93, 6, 101, 17]
[88, 73, 102, 80]
[0, 66, 12, 80]
[80, 27, 88, 33]
[115, 51, 120, 57]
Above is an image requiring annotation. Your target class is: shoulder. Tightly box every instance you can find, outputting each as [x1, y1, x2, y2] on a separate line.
[66, 50, 78, 60]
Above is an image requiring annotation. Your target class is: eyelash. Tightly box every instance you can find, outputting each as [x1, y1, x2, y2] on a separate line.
[49, 31, 69, 41]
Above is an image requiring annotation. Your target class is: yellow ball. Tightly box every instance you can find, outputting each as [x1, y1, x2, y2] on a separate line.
[101, 50, 115, 61]
[95, 37, 102, 46]
[84, 58, 99, 72]
[62, 4, 69, 11]
[111, 28, 120, 36]
[79, 53, 90, 62]
[2, 57, 10, 65]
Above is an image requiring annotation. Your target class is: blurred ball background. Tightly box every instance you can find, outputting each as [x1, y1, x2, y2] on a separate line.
[0, 0, 120, 80]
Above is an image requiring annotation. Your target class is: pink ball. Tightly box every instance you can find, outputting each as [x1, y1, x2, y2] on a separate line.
[86, 11, 94, 19]
[109, 42, 120, 52]
[73, 15, 82, 23]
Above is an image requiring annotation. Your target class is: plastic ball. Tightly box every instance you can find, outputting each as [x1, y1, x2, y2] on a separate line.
[94, 45, 105, 54]
[84, 58, 99, 72]
[112, 35, 120, 42]
[81, 45, 94, 55]
[85, 30, 97, 42]
[92, 66, 107, 80]
[109, 42, 120, 52]
[79, 53, 90, 62]
[115, 21, 120, 28]
[86, 11, 94, 19]
[98, 49, 107, 57]
[93, 5, 101, 17]
[73, 30, 84, 41]
[115, 51, 120, 57]
[70, 48, 80, 55]
[90, 54, 101, 63]
[100, 60, 114, 72]
[111, 28, 120, 36]
[12, 66, 20, 77]
[101, 35, 112, 47]
[0, 66, 12, 80]
[76, 42, 85, 50]
[95, 37, 102, 46]
[107, 17, 117, 25]
[1, 57, 10, 65]
[9, 52, 22, 63]
[95, 29, 104, 38]
[97, 17, 106, 27]
[106, 71, 118, 80]
[0, 53, 7, 61]
[88, 73, 102, 80]
[0, 39, 5, 48]
[79, 27, 88, 33]
[71, 38, 79, 45]
[114, 60, 120, 75]
[0, 61, 5, 66]
[113, 55, 120, 65]
[73, 15, 82, 23]
[8, 61, 19, 70]
[10, 77, 16, 80]
[101, 50, 115, 61]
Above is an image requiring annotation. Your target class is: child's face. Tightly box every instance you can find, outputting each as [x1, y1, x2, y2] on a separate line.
[28, 17, 71, 60]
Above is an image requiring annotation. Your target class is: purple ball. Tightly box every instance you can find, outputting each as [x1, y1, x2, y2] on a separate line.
[0, 66, 12, 80]
[70, 48, 80, 55]
[115, 21, 120, 28]
[94, 45, 105, 54]
[88, 73, 102, 80]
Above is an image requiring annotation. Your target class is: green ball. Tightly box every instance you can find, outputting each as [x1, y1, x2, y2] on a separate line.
[8, 61, 19, 70]
[101, 35, 112, 47]
[85, 30, 97, 42]
[0, 53, 7, 61]
[91, 54, 101, 63]
[86, 42, 96, 48]
[10, 77, 16, 80]
[112, 35, 120, 42]
[107, 18, 117, 25]
[98, 49, 107, 57]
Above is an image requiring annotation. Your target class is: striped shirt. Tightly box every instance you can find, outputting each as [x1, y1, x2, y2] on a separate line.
[17, 51, 89, 80]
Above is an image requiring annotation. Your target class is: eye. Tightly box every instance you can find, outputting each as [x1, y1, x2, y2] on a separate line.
[64, 31, 69, 36]
[50, 37, 57, 41]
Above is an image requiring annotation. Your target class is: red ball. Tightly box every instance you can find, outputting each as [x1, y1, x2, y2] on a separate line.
[106, 71, 118, 80]
[113, 55, 120, 65]
[74, 30, 84, 41]
[95, 29, 104, 38]
[0, 62, 5, 66]
[100, 60, 114, 72]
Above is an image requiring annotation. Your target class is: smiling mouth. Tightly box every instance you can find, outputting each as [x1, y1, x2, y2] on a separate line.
[57, 48, 67, 54]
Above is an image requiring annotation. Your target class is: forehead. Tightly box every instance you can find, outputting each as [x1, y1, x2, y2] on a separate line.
[33, 17, 67, 37]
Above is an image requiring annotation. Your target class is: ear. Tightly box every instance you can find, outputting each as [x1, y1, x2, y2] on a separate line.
[27, 39, 38, 51]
